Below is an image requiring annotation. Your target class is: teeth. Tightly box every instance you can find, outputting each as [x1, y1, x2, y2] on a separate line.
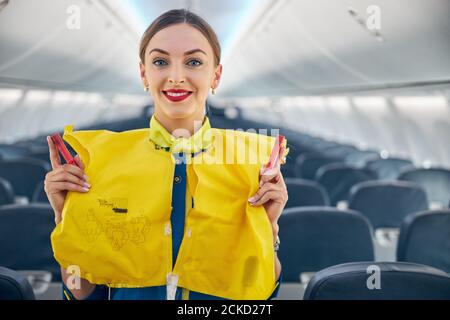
[166, 92, 190, 97]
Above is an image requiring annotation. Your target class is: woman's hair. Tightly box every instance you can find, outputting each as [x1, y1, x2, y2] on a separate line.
[139, 9, 221, 66]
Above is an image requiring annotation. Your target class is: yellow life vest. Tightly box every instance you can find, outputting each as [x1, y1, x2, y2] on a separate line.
[51, 117, 288, 300]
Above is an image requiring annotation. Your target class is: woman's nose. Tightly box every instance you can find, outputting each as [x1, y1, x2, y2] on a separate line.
[167, 64, 186, 85]
[168, 78, 185, 85]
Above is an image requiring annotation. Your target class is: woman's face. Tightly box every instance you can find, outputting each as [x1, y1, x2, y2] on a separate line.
[140, 23, 222, 122]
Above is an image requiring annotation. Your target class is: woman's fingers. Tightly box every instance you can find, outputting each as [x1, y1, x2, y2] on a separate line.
[249, 181, 284, 205]
[45, 181, 90, 194]
[47, 163, 88, 181]
[73, 154, 85, 170]
[260, 167, 281, 187]
[45, 165, 90, 194]
[47, 136, 61, 169]
[45, 163, 90, 194]
[249, 190, 286, 207]
[47, 170, 89, 187]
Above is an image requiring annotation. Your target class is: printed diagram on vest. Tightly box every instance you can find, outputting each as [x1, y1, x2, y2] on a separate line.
[80, 198, 152, 251]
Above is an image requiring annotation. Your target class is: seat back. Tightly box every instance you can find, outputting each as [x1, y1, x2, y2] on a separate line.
[0, 158, 50, 200]
[0, 177, 15, 206]
[397, 210, 450, 273]
[322, 145, 358, 160]
[285, 178, 329, 207]
[316, 164, 377, 206]
[348, 181, 428, 229]
[366, 158, 413, 180]
[304, 262, 450, 300]
[345, 150, 380, 166]
[0, 145, 31, 161]
[398, 167, 450, 207]
[0, 204, 60, 280]
[0, 266, 35, 300]
[278, 207, 374, 282]
[295, 153, 340, 180]
[31, 181, 48, 203]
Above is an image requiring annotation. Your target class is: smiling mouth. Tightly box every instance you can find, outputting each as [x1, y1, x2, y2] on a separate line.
[162, 91, 193, 102]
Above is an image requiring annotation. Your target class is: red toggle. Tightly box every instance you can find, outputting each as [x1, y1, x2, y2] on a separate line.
[50, 133, 75, 165]
[261, 135, 285, 175]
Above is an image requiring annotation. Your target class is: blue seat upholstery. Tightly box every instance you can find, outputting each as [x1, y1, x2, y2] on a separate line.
[29, 151, 51, 164]
[284, 178, 329, 207]
[345, 150, 380, 166]
[0, 158, 50, 200]
[281, 161, 296, 178]
[0, 177, 15, 206]
[295, 153, 341, 180]
[322, 145, 358, 160]
[304, 262, 450, 300]
[31, 181, 48, 203]
[0, 144, 31, 161]
[0, 266, 35, 300]
[0, 204, 60, 281]
[365, 158, 413, 180]
[348, 181, 428, 229]
[278, 207, 374, 282]
[315, 164, 377, 206]
[398, 167, 450, 206]
[397, 209, 450, 273]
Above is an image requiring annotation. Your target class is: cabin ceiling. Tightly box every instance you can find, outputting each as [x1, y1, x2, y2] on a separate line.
[0, 0, 449, 97]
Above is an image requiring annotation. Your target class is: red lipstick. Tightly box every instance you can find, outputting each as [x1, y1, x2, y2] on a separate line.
[162, 89, 193, 102]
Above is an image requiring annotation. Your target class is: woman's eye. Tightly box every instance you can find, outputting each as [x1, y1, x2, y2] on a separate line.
[153, 59, 168, 67]
[187, 59, 202, 67]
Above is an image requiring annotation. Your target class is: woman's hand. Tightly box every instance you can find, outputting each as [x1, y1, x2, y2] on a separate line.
[44, 136, 90, 224]
[248, 145, 288, 242]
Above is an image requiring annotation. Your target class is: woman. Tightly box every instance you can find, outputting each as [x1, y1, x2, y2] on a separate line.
[45, 9, 288, 300]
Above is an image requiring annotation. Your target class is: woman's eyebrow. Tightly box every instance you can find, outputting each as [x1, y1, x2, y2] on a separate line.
[184, 48, 207, 56]
[148, 48, 207, 56]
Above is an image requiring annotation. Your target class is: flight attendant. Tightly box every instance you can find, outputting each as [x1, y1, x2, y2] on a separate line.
[45, 9, 288, 300]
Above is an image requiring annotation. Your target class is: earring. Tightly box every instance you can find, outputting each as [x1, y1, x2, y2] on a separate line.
[211, 87, 216, 95]
[143, 78, 149, 91]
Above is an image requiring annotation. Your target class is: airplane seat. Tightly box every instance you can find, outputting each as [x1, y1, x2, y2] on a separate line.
[208, 115, 237, 130]
[29, 151, 51, 164]
[0, 266, 35, 300]
[348, 180, 429, 230]
[313, 140, 339, 152]
[0, 204, 60, 281]
[348, 181, 428, 261]
[365, 158, 414, 180]
[0, 177, 15, 206]
[31, 181, 48, 204]
[345, 150, 380, 167]
[284, 178, 330, 208]
[294, 153, 341, 180]
[277, 207, 374, 299]
[0, 145, 32, 161]
[315, 164, 377, 206]
[280, 162, 296, 178]
[398, 167, 450, 209]
[397, 209, 450, 273]
[303, 262, 450, 300]
[321, 145, 358, 160]
[0, 158, 50, 202]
